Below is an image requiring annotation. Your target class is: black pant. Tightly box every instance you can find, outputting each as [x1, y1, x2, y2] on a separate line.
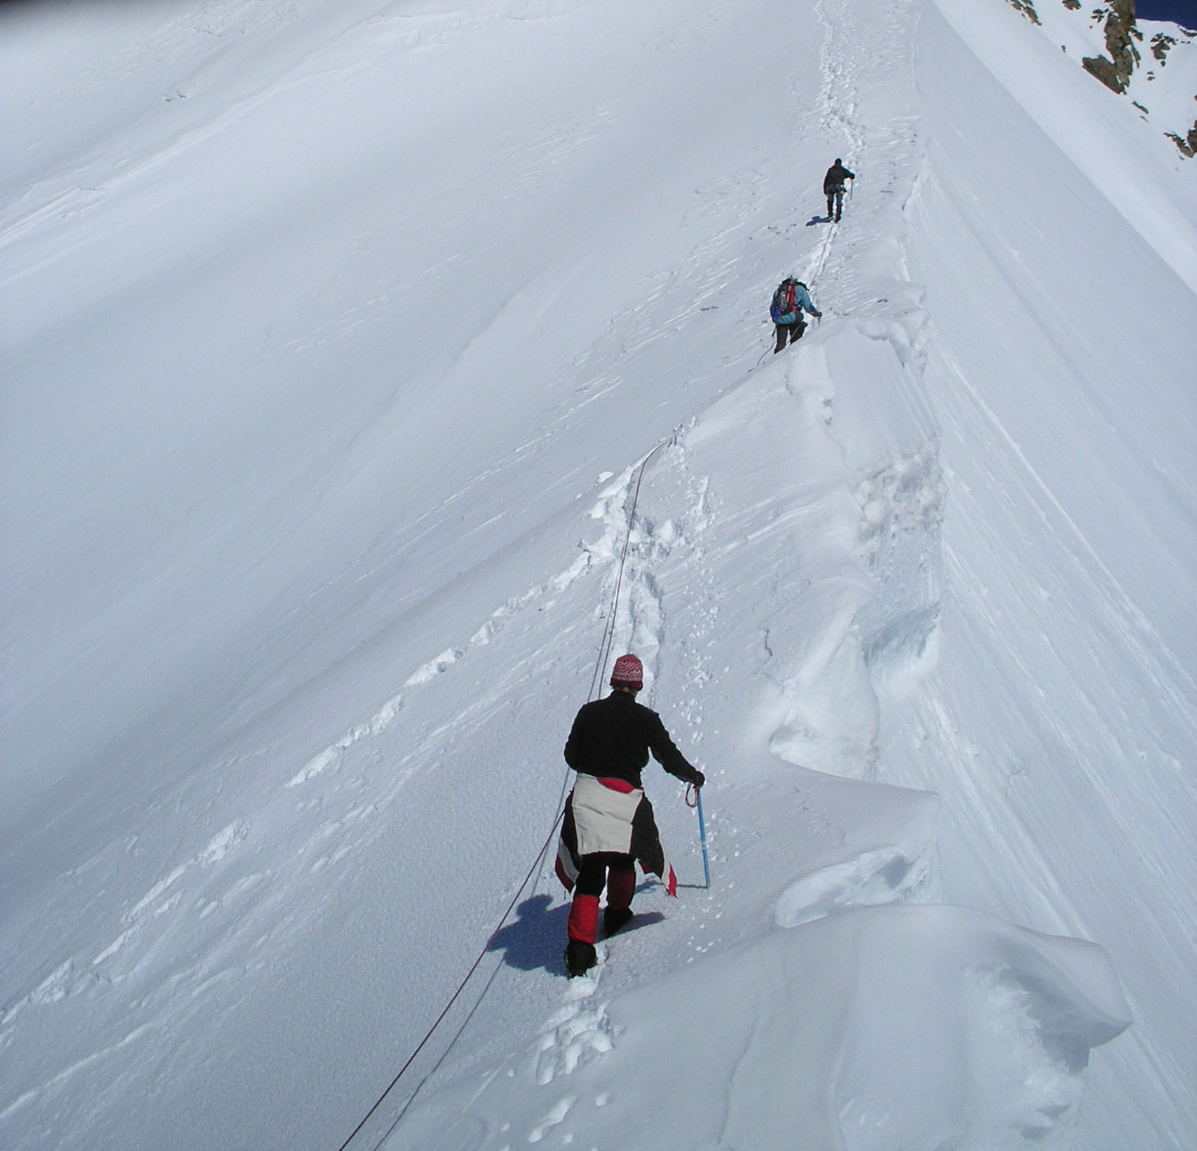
[574, 851, 635, 897]
[774, 319, 806, 352]
[827, 186, 844, 220]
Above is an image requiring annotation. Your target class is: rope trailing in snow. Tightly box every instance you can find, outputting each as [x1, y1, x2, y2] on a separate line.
[334, 811, 563, 1151]
[334, 436, 672, 1151]
[587, 438, 672, 702]
[545, 435, 672, 864]
[808, 221, 836, 291]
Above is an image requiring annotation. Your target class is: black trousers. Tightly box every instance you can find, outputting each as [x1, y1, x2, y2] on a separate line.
[827, 186, 845, 220]
[575, 851, 636, 897]
[774, 319, 806, 352]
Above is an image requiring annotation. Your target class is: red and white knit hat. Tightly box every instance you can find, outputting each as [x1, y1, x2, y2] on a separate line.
[610, 653, 644, 690]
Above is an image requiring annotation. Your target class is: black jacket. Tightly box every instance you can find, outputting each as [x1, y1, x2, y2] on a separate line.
[823, 162, 855, 192]
[564, 690, 699, 789]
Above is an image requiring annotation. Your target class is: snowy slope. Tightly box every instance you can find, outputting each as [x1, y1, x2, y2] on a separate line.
[1, 1, 1193, 1149]
[898, 5, 1197, 1145]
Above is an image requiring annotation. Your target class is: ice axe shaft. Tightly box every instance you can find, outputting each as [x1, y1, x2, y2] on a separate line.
[685, 783, 712, 888]
[697, 789, 711, 888]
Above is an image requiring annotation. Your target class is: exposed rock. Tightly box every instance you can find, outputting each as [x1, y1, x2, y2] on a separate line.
[1053, 0, 1195, 154]
[1166, 120, 1197, 158]
[1082, 0, 1141, 93]
[1006, 0, 1042, 24]
[1083, 53, 1123, 90]
[1151, 33, 1176, 64]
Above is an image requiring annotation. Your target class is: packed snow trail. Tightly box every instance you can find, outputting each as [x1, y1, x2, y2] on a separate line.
[330, 439, 678, 1151]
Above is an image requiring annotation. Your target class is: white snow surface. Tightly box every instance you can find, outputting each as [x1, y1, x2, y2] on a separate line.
[1, 1, 1193, 1149]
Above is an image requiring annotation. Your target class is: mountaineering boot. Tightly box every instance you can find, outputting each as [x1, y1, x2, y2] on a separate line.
[565, 939, 597, 977]
[603, 907, 633, 936]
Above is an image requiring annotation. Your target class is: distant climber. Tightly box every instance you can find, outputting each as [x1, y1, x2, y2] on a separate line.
[556, 654, 705, 978]
[770, 276, 822, 353]
[823, 158, 855, 222]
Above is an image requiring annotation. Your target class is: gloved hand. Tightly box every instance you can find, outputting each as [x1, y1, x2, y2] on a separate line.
[812, 310, 823, 319]
[693, 770, 706, 789]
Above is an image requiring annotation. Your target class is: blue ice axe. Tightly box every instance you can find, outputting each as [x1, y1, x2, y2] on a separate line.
[687, 783, 711, 889]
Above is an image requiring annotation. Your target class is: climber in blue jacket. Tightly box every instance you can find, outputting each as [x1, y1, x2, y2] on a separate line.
[769, 276, 822, 353]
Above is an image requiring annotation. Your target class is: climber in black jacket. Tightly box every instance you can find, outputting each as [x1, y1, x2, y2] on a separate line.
[556, 653, 704, 976]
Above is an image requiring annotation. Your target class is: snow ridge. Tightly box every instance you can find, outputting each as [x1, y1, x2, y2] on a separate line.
[382, 1, 1135, 1143]
[6, 0, 1183, 1147]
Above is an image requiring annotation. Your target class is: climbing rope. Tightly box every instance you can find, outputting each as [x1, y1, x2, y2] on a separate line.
[587, 439, 672, 702]
[333, 810, 563, 1151]
[808, 221, 836, 290]
[334, 435, 672, 1151]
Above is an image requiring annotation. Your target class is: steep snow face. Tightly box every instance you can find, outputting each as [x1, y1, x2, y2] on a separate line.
[889, 4, 1197, 1146]
[1, 0, 1192, 1150]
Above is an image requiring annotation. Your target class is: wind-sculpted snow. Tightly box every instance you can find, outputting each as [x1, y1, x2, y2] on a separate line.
[390, 906, 1129, 1151]
[3, 0, 1191, 1148]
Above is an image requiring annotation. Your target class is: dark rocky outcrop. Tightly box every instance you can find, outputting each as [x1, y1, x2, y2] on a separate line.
[1005, 0, 1042, 24]
[1082, 0, 1141, 93]
[1165, 120, 1197, 157]
[1151, 32, 1177, 64]
[1052, 0, 1196, 158]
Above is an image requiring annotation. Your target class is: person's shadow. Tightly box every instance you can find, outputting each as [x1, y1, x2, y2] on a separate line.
[806, 214, 831, 226]
[488, 889, 670, 973]
[488, 894, 570, 973]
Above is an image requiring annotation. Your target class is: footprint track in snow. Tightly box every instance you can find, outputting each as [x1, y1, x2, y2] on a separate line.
[283, 462, 652, 802]
[91, 820, 252, 968]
